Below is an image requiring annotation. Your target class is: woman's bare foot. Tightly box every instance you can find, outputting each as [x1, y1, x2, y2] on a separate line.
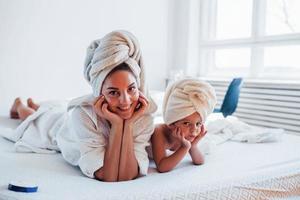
[27, 98, 40, 111]
[10, 98, 22, 119]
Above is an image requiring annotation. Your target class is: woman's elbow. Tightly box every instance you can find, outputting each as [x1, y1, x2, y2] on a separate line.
[97, 175, 132, 182]
[102, 176, 120, 182]
[94, 169, 118, 182]
[118, 171, 138, 181]
[95, 174, 117, 182]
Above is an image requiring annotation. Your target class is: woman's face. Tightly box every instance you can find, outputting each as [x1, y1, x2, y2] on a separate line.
[173, 112, 203, 142]
[101, 70, 139, 119]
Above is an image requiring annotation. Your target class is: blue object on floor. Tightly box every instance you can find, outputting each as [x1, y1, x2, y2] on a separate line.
[8, 181, 38, 193]
[214, 78, 243, 117]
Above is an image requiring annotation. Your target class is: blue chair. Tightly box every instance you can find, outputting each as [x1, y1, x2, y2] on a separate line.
[214, 78, 243, 117]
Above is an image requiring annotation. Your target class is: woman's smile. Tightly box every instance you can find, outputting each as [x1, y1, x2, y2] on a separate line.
[118, 105, 131, 111]
[102, 69, 139, 120]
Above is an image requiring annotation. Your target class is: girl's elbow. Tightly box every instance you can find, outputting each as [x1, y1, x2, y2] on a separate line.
[193, 158, 205, 165]
[157, 165, 172, 173]
[157, 168, 169, 173]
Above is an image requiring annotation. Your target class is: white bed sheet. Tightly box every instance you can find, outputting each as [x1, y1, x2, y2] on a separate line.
[0, 116, 300, 200]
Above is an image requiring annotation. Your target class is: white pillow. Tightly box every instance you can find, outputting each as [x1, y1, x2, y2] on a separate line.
[149, 90, 165, 117]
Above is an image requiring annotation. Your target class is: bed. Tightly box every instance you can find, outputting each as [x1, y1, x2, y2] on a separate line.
[1, 113, 300, 200]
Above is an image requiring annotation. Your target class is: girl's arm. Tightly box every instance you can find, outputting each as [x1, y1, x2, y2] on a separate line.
[151, 126, 190, 173]
[189, 125, 206, 165]
[189, 146, 205, 165]
[93, 96, 124, 182]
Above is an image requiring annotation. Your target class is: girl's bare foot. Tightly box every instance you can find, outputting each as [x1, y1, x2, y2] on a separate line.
[27, 98, 40, 111]
[10, 98, 22, 119]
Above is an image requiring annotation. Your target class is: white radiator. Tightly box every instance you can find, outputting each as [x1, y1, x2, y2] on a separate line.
[205, 78, 300, 136]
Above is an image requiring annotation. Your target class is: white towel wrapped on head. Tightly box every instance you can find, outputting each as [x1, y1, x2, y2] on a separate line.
[162, 78, 217, 125]
[84, 30, 145, 97]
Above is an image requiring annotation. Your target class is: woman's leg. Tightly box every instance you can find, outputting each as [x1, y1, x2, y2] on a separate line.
[10, 98, 36, 121]
[10, 98, 21, 119]
[10, 98, 20, 119]
[27, 98, 40, 111]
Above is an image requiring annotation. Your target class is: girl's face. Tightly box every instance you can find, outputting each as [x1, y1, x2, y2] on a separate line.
[101, 70, 139, 119]
[173, 112, 203, 141]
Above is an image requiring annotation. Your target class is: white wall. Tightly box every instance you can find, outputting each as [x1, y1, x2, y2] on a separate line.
[0, 0, 170, 115]
[166, 0, 201, 78]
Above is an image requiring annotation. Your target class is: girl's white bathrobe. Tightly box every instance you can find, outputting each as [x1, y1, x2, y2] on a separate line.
[1, 95, 156, 178]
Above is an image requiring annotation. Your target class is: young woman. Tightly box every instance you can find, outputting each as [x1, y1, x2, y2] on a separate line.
[6, 30, 157, 182]
[150, 78, 216, 173]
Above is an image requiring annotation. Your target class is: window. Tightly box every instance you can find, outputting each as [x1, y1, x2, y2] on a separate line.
[266, 0, 300, 35]
[199, 0, 300, 80]
[216, 0, 252, 39]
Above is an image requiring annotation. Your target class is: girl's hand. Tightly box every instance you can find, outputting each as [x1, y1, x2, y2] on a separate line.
[93, 95, 123, 124]
[171, 127, 191, 149]
[126, 92, 149, 125]
[191, 125, 207, 148]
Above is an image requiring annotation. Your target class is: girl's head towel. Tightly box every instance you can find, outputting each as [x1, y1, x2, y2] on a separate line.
[163, 78, 217, 125]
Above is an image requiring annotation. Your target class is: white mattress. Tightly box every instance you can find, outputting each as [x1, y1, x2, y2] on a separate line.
[0, 116, 300, 200]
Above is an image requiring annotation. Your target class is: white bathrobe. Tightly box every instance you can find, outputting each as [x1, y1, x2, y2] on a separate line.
[1, 95, 156, 178]
[0, 30, 156, 178]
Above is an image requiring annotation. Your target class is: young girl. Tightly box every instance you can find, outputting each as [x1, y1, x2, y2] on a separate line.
[151, 78, 216, 173]
[5, 30, 157, 182]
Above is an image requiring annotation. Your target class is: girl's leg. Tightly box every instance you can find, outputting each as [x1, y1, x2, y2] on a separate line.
[10, 98, 36, 121]
[27, 98, 40, 111]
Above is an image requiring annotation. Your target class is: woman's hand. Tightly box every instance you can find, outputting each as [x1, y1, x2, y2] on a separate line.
[126, 92, 149, 125]
[171, 126, 191, 149]
[93, 95, 123, 124]
[191, 125, 207, 148]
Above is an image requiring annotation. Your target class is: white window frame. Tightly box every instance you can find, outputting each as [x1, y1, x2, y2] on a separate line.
[199, 0, 300, 79]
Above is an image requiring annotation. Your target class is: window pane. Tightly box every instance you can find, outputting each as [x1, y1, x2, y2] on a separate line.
[215, 48, 250, 68]
[266, 0, 300, 35]
[208, 48, 250, 78]
[263, 45, 300, 79]
[216, 0, 252, 39]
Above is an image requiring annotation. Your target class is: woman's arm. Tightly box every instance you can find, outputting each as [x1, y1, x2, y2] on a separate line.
[93, 96, 124, 182]
[118, 121, 139, 181]
[151, 126, 190, 173]
[94, 123, 123, 181]
[118, 93, 149, 181]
